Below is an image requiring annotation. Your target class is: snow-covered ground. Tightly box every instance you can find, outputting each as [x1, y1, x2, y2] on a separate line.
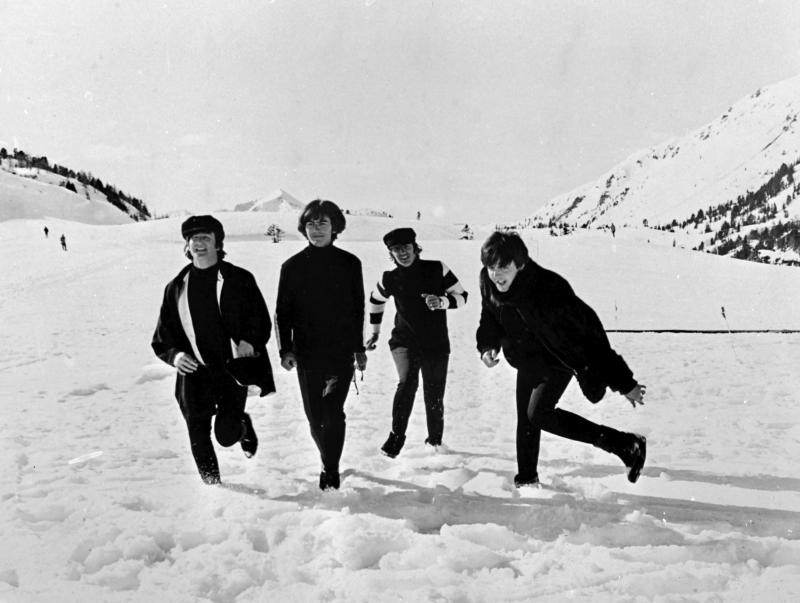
[1, 213, 800, 602]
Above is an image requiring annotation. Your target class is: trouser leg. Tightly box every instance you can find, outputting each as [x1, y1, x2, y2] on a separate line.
[185, 414, 220, 483]
[515, 367, 543, 479]
[298, 366, 353, 475]
[527, 369, 601, 445]
[390, 347, 421, 437]
[420, 352, 449, 445]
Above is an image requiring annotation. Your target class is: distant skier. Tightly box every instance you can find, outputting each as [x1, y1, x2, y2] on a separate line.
[610, 223, 616, 238]
[366, 227, 468, 458]
[275, 200, 367, 491]
[416, 211, 421, 221]
[476, 231, 647, 487]
[44, 226, 49, 238]
[60, 234, 67, 251]
[151, 215, 274, 485]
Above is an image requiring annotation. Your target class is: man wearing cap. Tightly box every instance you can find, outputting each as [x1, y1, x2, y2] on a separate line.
[366, 227, 468, 458]
[152, 215, 274, 485]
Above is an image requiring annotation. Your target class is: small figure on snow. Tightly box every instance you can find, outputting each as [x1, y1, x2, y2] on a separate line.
[275, 200, 367, 491]
[476, 231, 647, 488]
[151, 215, 274, 485]
[266, 223, 284, 243]
[365, 228, 468, 458]
[60, 234, 67, 251]
[44, 226, 49, 238]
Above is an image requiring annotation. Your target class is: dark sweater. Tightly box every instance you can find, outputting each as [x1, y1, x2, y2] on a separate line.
[371, 259, 462, 353]
[188, 265, 229, 366]
[275, 244, 365, 369]
[476, 260, 637, 395]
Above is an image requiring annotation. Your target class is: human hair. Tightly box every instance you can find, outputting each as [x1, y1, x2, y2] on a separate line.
[184, 241, 226, 261]
[297, 199, 346, 241]
[480, 231, 529, 268]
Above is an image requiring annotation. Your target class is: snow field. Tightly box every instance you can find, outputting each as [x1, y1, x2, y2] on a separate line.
[1, 215, 800, 601]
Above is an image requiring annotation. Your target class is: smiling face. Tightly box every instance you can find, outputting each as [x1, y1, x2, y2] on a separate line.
[389, 243, 417, 267]
[305, 216, 333, 247]
[487, 261, 521, 292]
[187, 232, 219, 267]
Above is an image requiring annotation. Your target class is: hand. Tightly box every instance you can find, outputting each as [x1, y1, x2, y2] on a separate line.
[175, 352, 199, 375]
[364, 333, 379, 351]
[481, 349, 500, 368]
[624, 384, 646, 408]
[421, 293, 446, 311]
[236, 340, 255, 358]
[354, 351, 368, 371]
[281, 352, 297, 371]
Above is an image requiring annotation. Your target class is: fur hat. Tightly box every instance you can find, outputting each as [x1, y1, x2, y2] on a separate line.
[383, 227, 416, 248]
[181, 215, 225, 242]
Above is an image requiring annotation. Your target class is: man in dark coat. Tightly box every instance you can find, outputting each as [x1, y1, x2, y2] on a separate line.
[476, 231, 647, 486]
[152, 215, 274, 484]
[366, 227, 468, 457]
[275, 200, 367, 491]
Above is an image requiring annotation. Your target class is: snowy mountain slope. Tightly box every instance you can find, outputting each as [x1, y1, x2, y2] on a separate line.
[528, 74, 800, 230]
[232, 189, 305, 213]
[0, 154, 150, 225]
[0, 168, 134, 226]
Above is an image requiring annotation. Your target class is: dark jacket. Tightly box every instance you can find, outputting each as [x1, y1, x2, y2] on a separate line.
[476, 260, 636, 401]
[152, 261, 275, 411]
[375, 259, 464, 353]
[275, 244, 365, 369]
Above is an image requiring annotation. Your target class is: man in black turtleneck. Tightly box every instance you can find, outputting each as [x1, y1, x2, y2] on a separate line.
[152, 215, 273, 484]
[275, 200, 367, 491]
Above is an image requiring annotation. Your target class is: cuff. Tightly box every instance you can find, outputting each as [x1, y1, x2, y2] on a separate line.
[173, 351, 187, 367]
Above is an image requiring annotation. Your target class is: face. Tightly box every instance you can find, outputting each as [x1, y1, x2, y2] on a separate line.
[487, 261, 520, 292]
[187, 232, 218, 264]
[305, 216, 333, 247]
[389, 243, 416, 267]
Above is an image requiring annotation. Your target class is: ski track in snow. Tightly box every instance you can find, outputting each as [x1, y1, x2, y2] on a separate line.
[1, 218, 800, 601]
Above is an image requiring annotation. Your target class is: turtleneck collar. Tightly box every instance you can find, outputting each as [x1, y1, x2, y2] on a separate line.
[396, 257, 420, 271]
[305, 242, 336, 254]
[190, 262, 219, 275]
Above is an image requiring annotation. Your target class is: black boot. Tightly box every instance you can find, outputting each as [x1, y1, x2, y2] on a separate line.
[381, 432, 406, 458]
[319, 470, 340, 491]
[596, 430, 647, 483]
[513, 473, 540, 488]
[240, 413, 258, 458]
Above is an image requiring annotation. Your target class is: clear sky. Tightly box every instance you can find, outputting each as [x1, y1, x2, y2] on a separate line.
[2, 0, 800, 223]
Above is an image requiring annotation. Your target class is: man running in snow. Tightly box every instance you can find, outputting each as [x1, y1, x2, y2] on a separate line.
[366, 228, 468, 458]
[476, 231, 647, 487]
[275, 200, 367, 491]
[152, 215, 273, 484]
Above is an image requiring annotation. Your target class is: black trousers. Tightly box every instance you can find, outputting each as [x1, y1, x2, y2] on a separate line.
[297, 365, 354, 475]
[390, 347, 449, 444]
[181, 368, 247, 482]
[515, 358, 606, 479]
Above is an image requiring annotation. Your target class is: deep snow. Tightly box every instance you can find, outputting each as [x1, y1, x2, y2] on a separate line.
[1, 213, 800, 602]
